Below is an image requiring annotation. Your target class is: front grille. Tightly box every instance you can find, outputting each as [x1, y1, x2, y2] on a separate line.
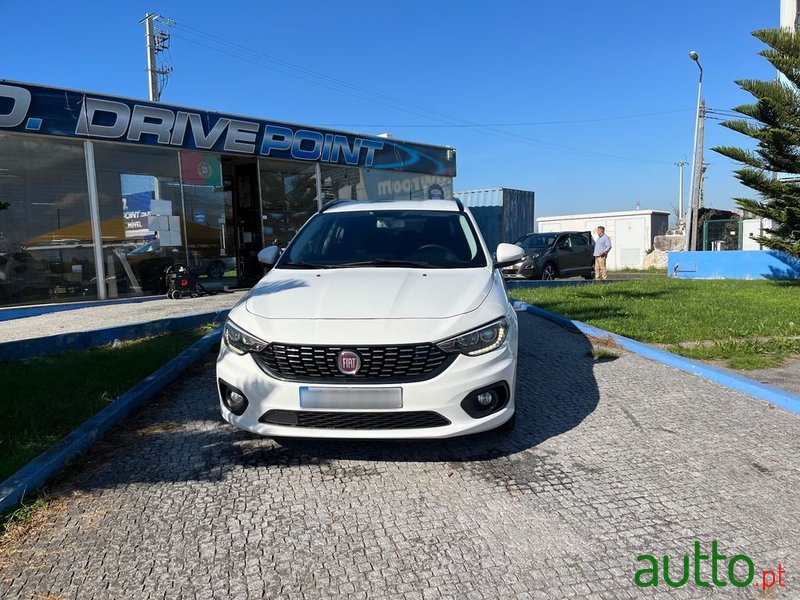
[254, 342, 455, 383]
[260, 410, 451, 430]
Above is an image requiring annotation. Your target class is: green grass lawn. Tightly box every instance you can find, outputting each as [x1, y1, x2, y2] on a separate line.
[510, 279, 800, 369]
[0, 328, 209, 483]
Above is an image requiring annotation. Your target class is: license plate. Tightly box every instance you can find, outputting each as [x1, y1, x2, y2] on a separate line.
[299, 387, 403, 409]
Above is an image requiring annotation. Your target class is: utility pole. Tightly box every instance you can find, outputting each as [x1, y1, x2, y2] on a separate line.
[699, 162, 707, 209]
[142, 13, 159, 101]
[675, 160, 686, 228]
[689, 101, 705, 251]
[140, 13, 173, 102]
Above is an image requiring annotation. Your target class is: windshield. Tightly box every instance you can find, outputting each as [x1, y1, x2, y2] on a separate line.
[278, 210, 487, 269]
[516, 233, 558, 250]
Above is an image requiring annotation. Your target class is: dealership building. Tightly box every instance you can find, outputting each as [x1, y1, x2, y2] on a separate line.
[0, 81, 456, 307]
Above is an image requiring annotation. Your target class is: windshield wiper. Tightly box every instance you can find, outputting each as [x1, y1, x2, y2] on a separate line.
[334, 259, 436, 268]
[279, 261, 334, 269]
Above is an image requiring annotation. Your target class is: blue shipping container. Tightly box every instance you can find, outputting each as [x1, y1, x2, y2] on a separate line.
[455, 188, 535, 250]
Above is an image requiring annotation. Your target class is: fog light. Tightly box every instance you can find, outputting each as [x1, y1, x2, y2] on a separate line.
[460, 382, 510, 419]
[477, 392, 495, 406]
[228, 390, 246, 411]
[219, 380, 249, 416]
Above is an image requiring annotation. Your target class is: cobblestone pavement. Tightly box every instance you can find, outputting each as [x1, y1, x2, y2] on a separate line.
[2, 313, 799, 599]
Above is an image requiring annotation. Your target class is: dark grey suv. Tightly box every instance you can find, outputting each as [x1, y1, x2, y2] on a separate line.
[502, 231, 595, 280]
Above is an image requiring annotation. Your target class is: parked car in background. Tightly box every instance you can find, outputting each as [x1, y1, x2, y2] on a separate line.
[502, 231, 595, 280]
[127, 239, 236, 280]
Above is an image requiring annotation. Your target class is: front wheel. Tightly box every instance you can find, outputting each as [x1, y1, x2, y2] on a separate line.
[541, 264, 556, 280]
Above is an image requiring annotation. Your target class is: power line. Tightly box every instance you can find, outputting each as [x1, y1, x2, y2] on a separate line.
[162, 18, 676, 165]
[706, 108, 759, 121]
[313, 109, 693, 128]
[168, 31, 455, 125]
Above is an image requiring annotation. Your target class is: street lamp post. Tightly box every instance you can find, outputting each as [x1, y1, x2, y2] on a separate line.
[685, 51, 703, 251]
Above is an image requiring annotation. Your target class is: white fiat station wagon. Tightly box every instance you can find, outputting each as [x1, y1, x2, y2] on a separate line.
[216, 199, 525, 439]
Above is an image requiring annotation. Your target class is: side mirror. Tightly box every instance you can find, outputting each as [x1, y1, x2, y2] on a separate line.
[494, 243, 525, 269]
[257, 245, 281, 266]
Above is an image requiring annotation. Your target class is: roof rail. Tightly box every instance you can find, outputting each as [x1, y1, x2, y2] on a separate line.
[320, 199, 354, 213]
[453, 197, 465, 212]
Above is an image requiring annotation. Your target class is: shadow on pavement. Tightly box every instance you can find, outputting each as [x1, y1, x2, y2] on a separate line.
[66, 312, 601, 490]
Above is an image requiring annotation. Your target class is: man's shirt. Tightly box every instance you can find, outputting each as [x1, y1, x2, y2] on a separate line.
[594, 234, 612, 257]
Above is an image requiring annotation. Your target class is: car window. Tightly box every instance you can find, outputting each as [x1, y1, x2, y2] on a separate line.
[458, 216, 479, 258]
[279, 210, 487, 269]
[556, 236, 570, 249]
[569, 234, 589, 246]
[517, 234, 557, 249]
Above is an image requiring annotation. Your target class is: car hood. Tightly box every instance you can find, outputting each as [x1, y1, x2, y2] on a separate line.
[244, 267, 494, 320]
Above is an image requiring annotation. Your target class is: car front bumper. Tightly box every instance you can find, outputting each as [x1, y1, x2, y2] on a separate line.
[216, 339, 517, 439]
[502, 260, 540, 279]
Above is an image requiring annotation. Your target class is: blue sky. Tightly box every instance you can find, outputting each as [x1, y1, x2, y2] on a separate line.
[0, 1, 778, 220]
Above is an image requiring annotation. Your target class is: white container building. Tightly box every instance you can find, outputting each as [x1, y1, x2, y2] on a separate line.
[536, 210, 670, 270]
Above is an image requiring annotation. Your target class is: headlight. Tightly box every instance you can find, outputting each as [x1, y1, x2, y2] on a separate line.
[437, 318, 508, 356]
[223, 320, 268, 355]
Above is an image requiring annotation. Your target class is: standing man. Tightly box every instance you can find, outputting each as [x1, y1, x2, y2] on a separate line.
[593, 226, 612, 280]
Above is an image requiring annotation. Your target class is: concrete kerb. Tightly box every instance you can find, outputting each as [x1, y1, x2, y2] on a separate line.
[0, 296, 164, 323]
[0, 324, 224, 514]
[511, 300, 800, 416]
[0, 310, 230, 361]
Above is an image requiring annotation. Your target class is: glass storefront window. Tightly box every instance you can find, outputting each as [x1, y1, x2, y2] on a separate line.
[181, 152, 236, 289]
[320, 165, 453, 202]
[93, 144, 184, 297]
[0, 133, 96, 306]
[259, 159, 318, 248]
[0, 130, 454, 308]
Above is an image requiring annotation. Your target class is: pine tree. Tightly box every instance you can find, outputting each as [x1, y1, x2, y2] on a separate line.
[712, 28, 800, 257]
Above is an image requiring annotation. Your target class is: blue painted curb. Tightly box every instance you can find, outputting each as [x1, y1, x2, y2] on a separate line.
[512, 300, 800, 416]
[0, 325, 224, 514]
[0, 296, 164, 322]
[0, 310, 230, 361]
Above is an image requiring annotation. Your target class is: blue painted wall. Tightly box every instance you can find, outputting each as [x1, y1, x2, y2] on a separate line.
[668, 250, 800, 279]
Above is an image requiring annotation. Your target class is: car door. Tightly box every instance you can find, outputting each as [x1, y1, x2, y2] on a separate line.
[569, 233, 594, 274]
[554, 234, 577, 275]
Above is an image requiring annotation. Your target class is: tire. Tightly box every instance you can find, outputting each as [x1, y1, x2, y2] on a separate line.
[167, 290, 174, 299]
[173, 290, 182, 299]
[583, 270, 595, 280]
[541, 264, 556, 280]
[495, 412, 516, 432]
